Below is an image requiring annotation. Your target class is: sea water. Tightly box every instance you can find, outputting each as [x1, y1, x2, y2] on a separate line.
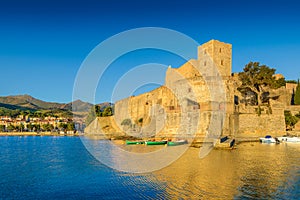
[0, 136, 299, 199]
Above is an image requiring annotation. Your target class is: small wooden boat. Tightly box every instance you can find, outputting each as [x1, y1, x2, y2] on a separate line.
[167, 140, 188, 146]
[125, 140, 145, 145]
[145, 140, 167, 145]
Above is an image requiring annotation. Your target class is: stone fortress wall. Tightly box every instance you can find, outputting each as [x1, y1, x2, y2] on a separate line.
[87, 39, 294, 138]
[113, 40, 236, 139]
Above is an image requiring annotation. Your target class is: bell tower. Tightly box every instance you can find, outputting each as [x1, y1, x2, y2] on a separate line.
[198, 40, 232, 77]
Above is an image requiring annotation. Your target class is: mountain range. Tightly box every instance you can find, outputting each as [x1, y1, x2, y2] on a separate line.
[0, 94, 112, 113]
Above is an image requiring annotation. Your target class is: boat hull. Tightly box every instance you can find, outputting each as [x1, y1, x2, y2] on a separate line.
[145, 141, 167, 145]
[259, 138, 276, 143]
[167, 140, 188, 146]
[125, 140, 145, 145]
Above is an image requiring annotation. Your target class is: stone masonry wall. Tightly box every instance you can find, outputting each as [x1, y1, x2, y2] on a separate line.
[112, 40, 235, 139]
[238, 113, 286, 137]
[286, 105, 300, 115]
[86, 39, 287, 139]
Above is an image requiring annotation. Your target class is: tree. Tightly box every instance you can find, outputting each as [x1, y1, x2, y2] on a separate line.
[15, 125, 21, 131]
[238, 62, 285, 105]
[58, 123, 67, 130]
[294, 79, 300, 105]
[27, 123, 33, 132]
[0, 125, 5, 132]
[286, 80, 297, 84]
[20, 123, 24, 132]
[42, 124, 52, 131]
[7, 124, 15, 132]
[273, 77, 286, 89]
[33, 124, 41, 132]
[284, 110, 299, 129]
[102, 106, 113, 117]
[66, 122, 75, 131]
[94, 105, 101, 117]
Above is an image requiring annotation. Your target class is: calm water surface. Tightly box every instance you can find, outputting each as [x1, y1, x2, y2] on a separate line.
[0, 136, 299, 199]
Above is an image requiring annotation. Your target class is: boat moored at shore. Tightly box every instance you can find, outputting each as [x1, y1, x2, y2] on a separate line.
[167, 140, 188, 146]
[145, 140, 167, 145]
[125, 140, 145, 145]
[259, 135, 277, 143]
[277, 136, 300, 143]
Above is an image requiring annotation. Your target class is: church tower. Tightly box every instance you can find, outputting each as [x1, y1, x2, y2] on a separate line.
[198, 40, 232, 78]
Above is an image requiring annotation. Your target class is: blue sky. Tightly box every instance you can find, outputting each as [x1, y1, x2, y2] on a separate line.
[0, 0, 299, 103]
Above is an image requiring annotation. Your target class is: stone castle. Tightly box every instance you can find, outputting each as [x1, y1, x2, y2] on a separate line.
[86, 39, 298, 139]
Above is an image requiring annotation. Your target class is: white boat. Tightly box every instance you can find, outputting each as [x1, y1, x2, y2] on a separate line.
[277, 136, 300, 143]
[259, 135, 276, 143]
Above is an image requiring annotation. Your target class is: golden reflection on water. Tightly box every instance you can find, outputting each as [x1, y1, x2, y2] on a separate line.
[85, 138, 300, 198]
[121, 144, 166, 153]
[139, 143, 300, 199]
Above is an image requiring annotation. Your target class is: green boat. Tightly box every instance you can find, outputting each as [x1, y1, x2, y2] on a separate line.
[125, 140, 145, 145]
[167, 140, 188, 146]
[145, 140, 167, 145]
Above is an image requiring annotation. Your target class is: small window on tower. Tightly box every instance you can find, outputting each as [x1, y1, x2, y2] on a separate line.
[204, 61, 206, 66]
[221, 60, 224, 65]
[204, 50, 207, 54]
[219, 48, 222, 53]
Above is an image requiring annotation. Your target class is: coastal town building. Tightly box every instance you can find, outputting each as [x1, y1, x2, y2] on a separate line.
[0, 115, 72, 132]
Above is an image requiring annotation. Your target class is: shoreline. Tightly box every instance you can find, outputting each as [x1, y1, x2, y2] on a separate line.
[0, 133, 279, 148]
[0, 132, 260, 143]
[0, 132, 81, 137]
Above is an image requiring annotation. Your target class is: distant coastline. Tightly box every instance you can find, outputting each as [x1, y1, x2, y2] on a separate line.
[0, 131, 80, 137]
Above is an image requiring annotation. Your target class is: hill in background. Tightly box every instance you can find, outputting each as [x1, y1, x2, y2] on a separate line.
[0, 94, 64, 110]
[0, 94, 112, 117]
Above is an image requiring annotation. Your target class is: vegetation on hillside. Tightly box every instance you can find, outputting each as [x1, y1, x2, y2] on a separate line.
[85, 105, 114, 126]
[0, 94, 64, 110]
[238, 62, 286, 105]
[0, 107, 73, 118]
[0, 94, 94, 114]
